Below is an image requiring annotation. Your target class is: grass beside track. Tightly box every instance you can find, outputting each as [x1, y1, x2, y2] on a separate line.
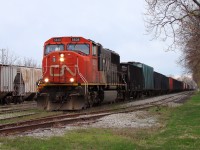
[0, 92, 200, 150]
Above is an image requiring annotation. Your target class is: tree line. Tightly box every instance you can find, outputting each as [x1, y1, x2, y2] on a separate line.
[145, 0, 200, 87]
[0, 49, 40, 68]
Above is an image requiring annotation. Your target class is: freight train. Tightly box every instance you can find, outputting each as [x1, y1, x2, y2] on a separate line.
[0, 65, 42, 104]
[36, 36, 190, 110]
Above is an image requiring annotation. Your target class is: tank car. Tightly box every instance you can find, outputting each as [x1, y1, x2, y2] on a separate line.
[37, 37, 126, 110]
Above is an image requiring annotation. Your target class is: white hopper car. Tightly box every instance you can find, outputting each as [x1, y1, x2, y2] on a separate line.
[0, 65, 42, 104]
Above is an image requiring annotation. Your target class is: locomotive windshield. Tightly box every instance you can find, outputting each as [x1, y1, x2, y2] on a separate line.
[67, 44, 90, 55]
[45, 44, 64, 55]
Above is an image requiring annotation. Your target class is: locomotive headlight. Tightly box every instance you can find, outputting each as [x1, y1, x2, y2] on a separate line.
[59, 57, 64, 62]
[60, 53, 64, 58]
[69, 77, 75, 83]
[44, 78, 49, 83]
[59, 53, 65, 62]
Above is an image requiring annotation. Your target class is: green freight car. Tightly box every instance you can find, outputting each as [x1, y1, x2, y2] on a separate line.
[128, 62, 154, 91]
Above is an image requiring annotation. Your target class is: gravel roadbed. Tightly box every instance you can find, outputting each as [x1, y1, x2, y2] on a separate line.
[18, 110, 160, 138]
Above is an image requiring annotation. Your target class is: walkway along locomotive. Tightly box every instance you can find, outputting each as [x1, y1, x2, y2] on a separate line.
[37, 36, 189, 110]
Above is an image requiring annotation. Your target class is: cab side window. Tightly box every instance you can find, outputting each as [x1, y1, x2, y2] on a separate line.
[92, 45, 97, 56]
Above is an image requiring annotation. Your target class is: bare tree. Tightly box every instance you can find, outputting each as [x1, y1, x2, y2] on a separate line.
[178, 15, 200, 83]
[0, 49, 40, 68]
[145, 0, 200, 87]
[22, 57, 38, 67]
[177, 75, 197, 89]
[15, 57, 39, 67]
[145, 0, 200, 45]
[0, 49, 19, 65]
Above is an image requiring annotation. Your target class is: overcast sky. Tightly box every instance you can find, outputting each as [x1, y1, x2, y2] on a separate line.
[0, 0, 184, 77]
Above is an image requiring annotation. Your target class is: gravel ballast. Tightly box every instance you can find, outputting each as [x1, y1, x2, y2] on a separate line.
[19, 110, 159, 138]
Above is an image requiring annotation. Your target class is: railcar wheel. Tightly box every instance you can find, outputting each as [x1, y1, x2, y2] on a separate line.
[4, 96, 12, 105]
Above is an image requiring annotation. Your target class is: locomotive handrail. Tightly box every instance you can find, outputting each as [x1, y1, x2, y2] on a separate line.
[76, 57, 88, 96]
[43, 57, 48, 76]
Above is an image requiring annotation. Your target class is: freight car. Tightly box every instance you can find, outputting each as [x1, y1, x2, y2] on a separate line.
[120, 62, 143, 99]
[129, 62, 154, 96]
[154, 72, 169, 95]
[37, 36, 188, 110]
[169, 77, 184, 92]
[0, 65, 42, 104]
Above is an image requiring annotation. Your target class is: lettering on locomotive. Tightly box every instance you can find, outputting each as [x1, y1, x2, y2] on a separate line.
[53, 38, 62, 42]
[50, 65, 77, 77]
[71, 37, 80, 42]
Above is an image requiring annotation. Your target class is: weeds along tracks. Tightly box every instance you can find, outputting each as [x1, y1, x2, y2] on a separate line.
[0, 91, 192, 136]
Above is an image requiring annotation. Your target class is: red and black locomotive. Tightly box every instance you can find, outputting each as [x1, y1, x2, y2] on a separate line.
[37, 37, 125, 110]
[37, 36, 189, 110]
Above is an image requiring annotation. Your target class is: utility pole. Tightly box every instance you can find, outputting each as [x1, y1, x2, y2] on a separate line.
[0, 49, 6, 65]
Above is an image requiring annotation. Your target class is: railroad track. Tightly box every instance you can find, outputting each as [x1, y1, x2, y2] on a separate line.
[0, 107, 37, 115]
[0, 101, 36, 109]
[0, 112, 38, 121]
[0, 103, 37, 114]
[0, 91, 193, 136]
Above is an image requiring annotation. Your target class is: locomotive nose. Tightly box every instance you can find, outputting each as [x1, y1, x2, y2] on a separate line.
[45, 51, 77, 83]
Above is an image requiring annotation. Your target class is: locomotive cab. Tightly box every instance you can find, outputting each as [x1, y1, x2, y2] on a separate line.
[42, 37, 94, 85]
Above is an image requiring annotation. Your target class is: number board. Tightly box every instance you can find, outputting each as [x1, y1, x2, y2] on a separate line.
[71, 37, 80, 42]
[53, 38, 62, 42]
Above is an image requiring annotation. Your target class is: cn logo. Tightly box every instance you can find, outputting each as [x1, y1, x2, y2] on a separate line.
[50, 65, 76, 76]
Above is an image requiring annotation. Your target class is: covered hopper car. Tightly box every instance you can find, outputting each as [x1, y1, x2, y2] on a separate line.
[0, 65, 42, 104]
